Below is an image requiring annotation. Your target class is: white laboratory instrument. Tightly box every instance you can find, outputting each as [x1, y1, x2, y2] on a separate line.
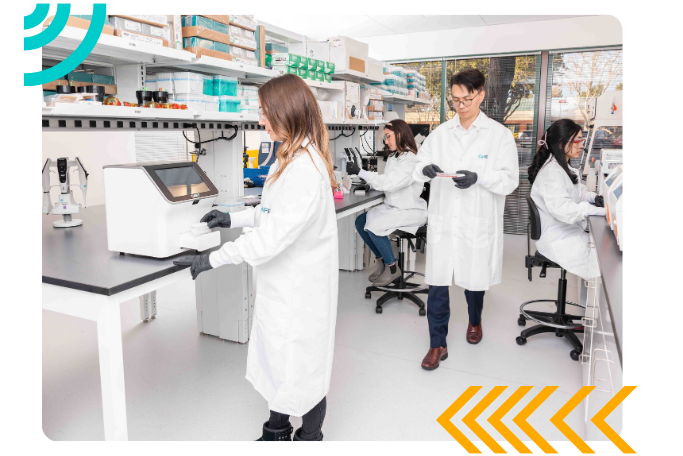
[609, 181, 623, 250]
[103, 162, 221, 258]
[606, 172, 623, 230]
[42, 157, 89, 228]
[600, 164, 623, 198]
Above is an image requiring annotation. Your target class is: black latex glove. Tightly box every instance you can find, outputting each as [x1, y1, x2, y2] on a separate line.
[422, 164, 444, 179]
[453, 170, 478, 189]
[346, 159, 361, 175]
[594, 195, 605, 207]
[200, 209, 231, 229]
[173, 254, 213, 280]
[354, 183, 371, 193]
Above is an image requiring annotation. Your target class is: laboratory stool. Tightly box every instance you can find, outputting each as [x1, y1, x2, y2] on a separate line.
[516, 194, 585, 361]
[365, 182, 430, 316]
[365, 227, 428, 316]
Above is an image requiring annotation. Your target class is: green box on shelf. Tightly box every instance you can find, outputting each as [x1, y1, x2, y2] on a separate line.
[297, 68, 308, 79]
[67, 72, 93, 83]
[324, 74, 332, 83]
[271, 53, 300, 68]
[92, 74, 115, 85]
[305, 57, 316, 71]
[324, 61, 335, 74]
[316, 60, 325, 71]
[315, 71, 324, 82]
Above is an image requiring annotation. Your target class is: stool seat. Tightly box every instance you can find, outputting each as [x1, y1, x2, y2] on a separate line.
[394, 225, 427, 238]
[534, 250, 560, 267]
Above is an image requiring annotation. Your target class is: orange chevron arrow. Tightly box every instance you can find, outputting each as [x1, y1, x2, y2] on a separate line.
[488, 386, 534, 453]
[551, 386, 595, 453]
[462, 386, 507, 453]
[512, 386, 558, 453]
[591, 386, 636, 453]
[437, 386, 482, 453]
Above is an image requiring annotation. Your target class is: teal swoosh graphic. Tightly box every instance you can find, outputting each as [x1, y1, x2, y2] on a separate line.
[25, 3, 71, 51]
[24, 4, 50, 30]
[24, 4, 106, 86]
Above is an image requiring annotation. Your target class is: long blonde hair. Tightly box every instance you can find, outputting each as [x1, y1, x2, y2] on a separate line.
[259, 74, 336, 188]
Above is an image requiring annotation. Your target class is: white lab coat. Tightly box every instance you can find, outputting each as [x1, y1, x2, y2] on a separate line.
[358, 151, 428, 236]
[209, 141, 339, 416]
[413, 112, 519, 290]
[530, 156, 604, 280]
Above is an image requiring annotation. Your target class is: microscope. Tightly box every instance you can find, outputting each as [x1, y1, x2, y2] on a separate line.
[42, 157, 89, 227]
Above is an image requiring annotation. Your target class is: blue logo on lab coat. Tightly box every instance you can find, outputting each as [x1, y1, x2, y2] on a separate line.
[261, 207, 271, 213]
[478, 154, 488, 159]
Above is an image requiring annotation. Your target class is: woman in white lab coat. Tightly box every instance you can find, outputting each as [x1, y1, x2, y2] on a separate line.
[528, 119, 607, 280]
[347, 119, 427, 286]
[174, 74, 338, 441]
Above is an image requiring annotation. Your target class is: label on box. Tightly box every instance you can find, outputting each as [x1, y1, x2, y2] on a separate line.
[124, 19, 142, 32]
[230, 15, 257, 30]
[118, 30, 164, 47]
[130, 15, 167, 25]
[230, 25, 242, 36]
[330, 38, 344, 48]
[149, 26, 166, 38]
[233, 57, 258, 67]
[231, 37, 257, 50]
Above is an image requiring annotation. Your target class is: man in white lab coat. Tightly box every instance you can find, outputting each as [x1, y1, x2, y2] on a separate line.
[412, 69, 519, 370]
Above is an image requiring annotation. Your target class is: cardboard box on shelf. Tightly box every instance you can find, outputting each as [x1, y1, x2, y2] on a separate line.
[195, 15, 231, 26]
[182, 26, 231, 46]
[170, 15, 183, 50]
[43, 15, 114, 35]
[110, 15, 168, 28]
[229, 15, 257, 31]
[183, 47, 233, 62]
[366, 57, 384, 81]
[110, 17, 169, 42]
[344, 81, 360, 103]
[329, 36, 368, 72]
[114, 29, 169, 47]
[367, 112, 384, 121]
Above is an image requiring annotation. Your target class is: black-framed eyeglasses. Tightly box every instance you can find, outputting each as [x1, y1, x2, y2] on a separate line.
[451, 89, 482, 107]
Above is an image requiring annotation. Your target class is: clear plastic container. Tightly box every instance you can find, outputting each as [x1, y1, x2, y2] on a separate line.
[213, 75, 238, 96]
[219, 95, 240, 112]
[145, 74, 157, 91]
[204, 95, 219, 112]
[240, 84, 259, 98]
[155, 72, 175, 93]
[203, 76, 214, 96]
[172, 93, 205, 111]
[172, 72, 204, 94]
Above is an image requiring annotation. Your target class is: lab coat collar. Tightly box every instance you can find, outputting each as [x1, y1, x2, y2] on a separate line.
[449, 110, 489, 132]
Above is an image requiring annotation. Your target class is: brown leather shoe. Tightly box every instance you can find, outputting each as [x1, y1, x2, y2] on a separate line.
[466, 323, 482, 344]
[421, 346, 448, 370]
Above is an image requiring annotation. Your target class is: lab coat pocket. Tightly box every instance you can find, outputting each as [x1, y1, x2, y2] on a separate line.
[466, 217, 493, 250]
[427, 214, 443, 244]
[548, 236, 588, 270]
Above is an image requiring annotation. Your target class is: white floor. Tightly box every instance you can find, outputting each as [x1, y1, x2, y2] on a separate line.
[43, 234, 586, 441]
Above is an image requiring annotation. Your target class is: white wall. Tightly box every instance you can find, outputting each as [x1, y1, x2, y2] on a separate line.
[360, 16, 622, 61]
[43, 132, 136, 207]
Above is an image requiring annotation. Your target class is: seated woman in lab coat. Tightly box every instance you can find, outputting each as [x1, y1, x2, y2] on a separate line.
[528, 119, 607, 280]
[347, 119, 428, 286]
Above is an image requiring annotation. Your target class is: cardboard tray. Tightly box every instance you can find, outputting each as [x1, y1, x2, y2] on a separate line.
[109, 15, 168, 28]
[183, 47, 233, 62]
[43, 15, 114, 35]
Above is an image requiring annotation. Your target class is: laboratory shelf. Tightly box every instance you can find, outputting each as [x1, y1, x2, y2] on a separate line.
[384, 94, 431, 105]
[305, 79, 345, 91]
[172, 56, 279, 80]
[343, 119, 388, 126]
[331, 69, 384, 85]
[196, 112, 259, 123]
[42, 25, 194, 66]
[42, 104, 196, 120]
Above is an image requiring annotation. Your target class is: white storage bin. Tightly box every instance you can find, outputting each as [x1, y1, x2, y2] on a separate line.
[145, 74, 157, 91]
[204, 95, 219, 112]
[155, 72, 175, 93]
[172, 93, 205, 112]
[172, 72, 204, 95]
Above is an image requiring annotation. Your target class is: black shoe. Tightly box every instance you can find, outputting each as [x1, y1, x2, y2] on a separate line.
[256, 421, 293, 441]
[293, 427, 324, 441]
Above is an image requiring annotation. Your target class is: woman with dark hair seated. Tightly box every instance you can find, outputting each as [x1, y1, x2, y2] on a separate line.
[347, 119, 428, 286]
[528, 119, 606, 280]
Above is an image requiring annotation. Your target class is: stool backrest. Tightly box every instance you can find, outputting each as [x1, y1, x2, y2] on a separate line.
[420, 182, 430, 206]
[526, 194, 542, 241]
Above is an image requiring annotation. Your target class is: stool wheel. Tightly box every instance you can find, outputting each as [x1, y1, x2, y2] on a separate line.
[570, 350, 580, 361]
[365, 292, 371, 299]
[375, 306, 383, 314]
[517, 316, 526, 326]
[516, 336, 527, 346]
[556, 333, 563, 337]
[419, 308, 426, 317]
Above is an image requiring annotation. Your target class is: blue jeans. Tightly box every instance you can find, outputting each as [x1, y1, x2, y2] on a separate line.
[355, 212, 396, 265]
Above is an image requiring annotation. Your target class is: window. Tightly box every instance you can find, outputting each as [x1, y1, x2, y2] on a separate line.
[451, 55, 542, 234]
[545, 50, 623, 168]
[400, 61, 443, 130]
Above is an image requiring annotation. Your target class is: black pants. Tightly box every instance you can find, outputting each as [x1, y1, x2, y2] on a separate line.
[269, 396, 327, 440]
[427, 286, 485, 348]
